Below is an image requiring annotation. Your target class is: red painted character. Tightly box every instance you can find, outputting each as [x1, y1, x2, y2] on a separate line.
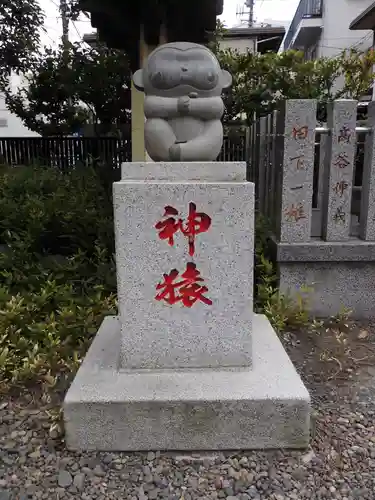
[155, 202, 211, 256]
[181, 202, 211, 256]
[154, 205, 182, 247]
[155, 262, 212, 307]
[292, 126, 308, 140]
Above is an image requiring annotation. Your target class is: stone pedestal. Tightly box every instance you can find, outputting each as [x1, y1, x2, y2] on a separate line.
[64, 162, 310, 451]
[116, 162, 253, 370]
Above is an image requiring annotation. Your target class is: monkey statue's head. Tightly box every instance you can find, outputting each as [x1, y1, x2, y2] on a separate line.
[133, 41, 232, 98]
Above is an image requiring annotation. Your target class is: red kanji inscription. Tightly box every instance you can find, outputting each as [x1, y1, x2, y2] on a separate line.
[182, 202, 211, 256]
[155, 202, 211, 256]
[338, 126, 352, 144]
[284, 203, 306, 222]
[292, 126, 308, 140]
[155, 262, 212, 307]
[154, 205, 181, 247]
[334, 153, 350, 169]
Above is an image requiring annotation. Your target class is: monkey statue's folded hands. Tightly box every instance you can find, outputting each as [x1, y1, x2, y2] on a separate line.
[177, 96, 190, 115]
[133, 42, 232, 162]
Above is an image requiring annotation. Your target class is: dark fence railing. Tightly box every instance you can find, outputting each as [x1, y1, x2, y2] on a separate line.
[0, 134, 247, 168]
[0, 137, 132, 169]
[283, 0, 323, 50]
[218, 134, 247, 162]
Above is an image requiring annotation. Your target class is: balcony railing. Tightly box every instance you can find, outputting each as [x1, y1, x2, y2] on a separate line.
[283, 0, 323, 50]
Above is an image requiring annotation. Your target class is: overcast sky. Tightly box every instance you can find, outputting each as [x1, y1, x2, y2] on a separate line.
[221, 0, 299, 27]
[41, 0, 300, 47]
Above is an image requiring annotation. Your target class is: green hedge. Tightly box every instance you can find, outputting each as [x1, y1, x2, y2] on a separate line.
[0, 165, 115, 255]
[0, 165, 117, 389]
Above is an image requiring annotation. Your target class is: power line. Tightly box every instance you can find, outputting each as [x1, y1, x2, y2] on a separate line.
[350, 32, 373, 49]
[284, 32, 373, 55]
[320, 33, 374, 55]
[72, 21, 82, 40]
[46, 0, 60, 8]
[44, 24, 62, 33]
[258, 0, 266, 11]
[41, 31, 58, 46]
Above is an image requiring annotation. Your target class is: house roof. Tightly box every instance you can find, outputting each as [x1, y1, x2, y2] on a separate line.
[223, 26, 285, 53]
[223, 26, 285, 38]
[79, 0, 223, 70]
[349, 2, 375, 30]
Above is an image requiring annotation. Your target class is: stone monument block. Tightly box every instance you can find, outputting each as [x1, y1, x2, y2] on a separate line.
[277, 99, 317, 243]
[64, 161, 311, 452]
[115, 163, 253, 370]
[322, 99, 357, 241]
[360, 101, 375, 240]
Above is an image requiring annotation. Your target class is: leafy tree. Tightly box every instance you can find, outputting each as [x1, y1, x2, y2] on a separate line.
[211, 23, 375, 124]
[66, 0, 85, 20]
[208, 18, 227, 55]
[0, 0, 44, 89]
[217, 48, 375, 124]
[4, 42, 132, 136]
[339, 48, 375, 99]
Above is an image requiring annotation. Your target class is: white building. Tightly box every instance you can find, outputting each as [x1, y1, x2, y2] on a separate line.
[281, 0, 374, 59]
[220, 26, 285, 54]
[0, 75, 40, 137]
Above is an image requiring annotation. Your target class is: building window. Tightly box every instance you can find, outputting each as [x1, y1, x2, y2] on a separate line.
[0, 118, 8, 127]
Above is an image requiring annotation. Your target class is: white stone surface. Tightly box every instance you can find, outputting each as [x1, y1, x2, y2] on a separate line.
[63, 314, 311, 451]
[121, 161, 246, 182]
[114, 163, 253, 370]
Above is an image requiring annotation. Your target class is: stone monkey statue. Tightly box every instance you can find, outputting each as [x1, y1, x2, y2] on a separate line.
[132, 42, 232, 162]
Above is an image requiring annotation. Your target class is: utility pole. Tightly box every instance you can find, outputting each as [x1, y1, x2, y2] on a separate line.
[236, 0, 255, 27]
[245, 0, 255, 27]
[59, 0, 70, 54]
[59, 0, 72, 109]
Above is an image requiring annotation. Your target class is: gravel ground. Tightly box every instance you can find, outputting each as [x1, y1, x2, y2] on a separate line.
[0, 322, 374, 500]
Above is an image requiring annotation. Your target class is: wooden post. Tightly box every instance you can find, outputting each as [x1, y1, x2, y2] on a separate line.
[131, 24, 167, 162]
[263, 114, 272, 220]
[131, 26, 147, 162]
[257, 117, 266, 212]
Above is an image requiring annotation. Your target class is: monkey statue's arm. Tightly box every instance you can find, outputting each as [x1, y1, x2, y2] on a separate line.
[188, 97, 224, 120]
[144, 96, 179, 119]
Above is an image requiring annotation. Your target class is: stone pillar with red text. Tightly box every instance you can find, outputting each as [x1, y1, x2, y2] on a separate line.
[115, 162, 253, 371]
[64, 161, 310, 452]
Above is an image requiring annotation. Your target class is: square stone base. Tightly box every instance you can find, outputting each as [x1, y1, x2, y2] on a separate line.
[273, 239, 375, 318]
[63, 315, 310, 451]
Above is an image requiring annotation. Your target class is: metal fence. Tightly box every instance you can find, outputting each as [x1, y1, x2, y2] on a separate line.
[218, 132, 247, 162]
[0, 137, 132, 169]
[0, 133, 247, 168]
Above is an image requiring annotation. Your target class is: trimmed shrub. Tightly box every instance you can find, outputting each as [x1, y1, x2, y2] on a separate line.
[0, 165, 117, 389]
